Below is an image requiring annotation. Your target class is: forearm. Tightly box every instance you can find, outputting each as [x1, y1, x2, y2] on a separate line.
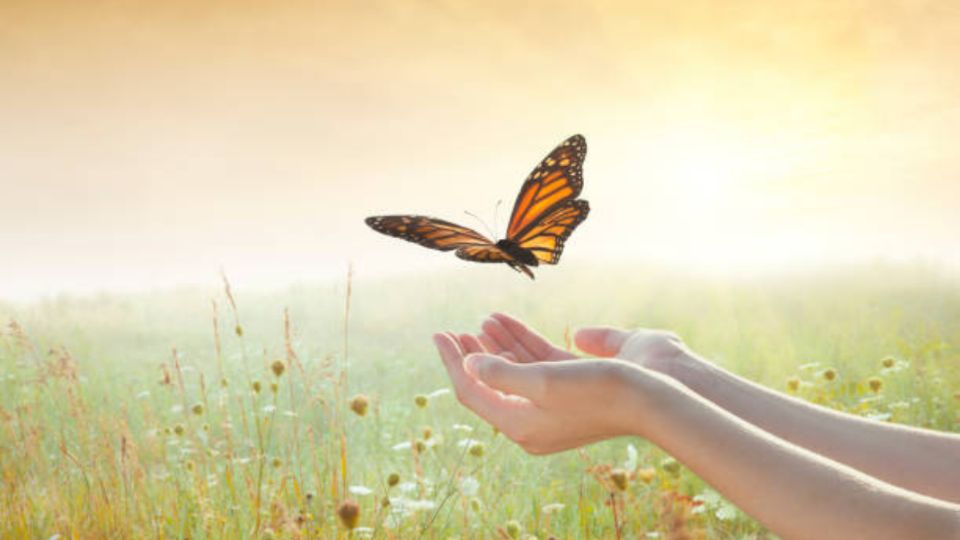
[628, 369, 960, 540]
[663, 353, 960, 503]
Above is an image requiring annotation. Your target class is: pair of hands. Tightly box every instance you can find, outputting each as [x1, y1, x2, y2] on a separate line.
[433, 313, 690, 454]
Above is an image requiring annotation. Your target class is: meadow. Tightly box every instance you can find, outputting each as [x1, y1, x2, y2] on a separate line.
[1, 263, 959, 539]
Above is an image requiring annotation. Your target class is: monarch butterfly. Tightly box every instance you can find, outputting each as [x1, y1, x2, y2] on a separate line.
[365, 134, 589, 279]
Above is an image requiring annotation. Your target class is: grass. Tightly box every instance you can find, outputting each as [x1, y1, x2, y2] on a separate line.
[1, 263, 959, 538]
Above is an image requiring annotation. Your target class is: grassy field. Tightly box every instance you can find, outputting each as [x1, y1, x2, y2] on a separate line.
[2, 263, 959, 539]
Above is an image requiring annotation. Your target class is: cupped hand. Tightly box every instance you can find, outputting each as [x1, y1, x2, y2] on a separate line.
[433, 332, 648, 454]
[479, 312, 690, 375]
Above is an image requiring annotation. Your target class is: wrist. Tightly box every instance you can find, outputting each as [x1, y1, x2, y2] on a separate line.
[659, 350, 714, 394]
[618, 364, 683, 438]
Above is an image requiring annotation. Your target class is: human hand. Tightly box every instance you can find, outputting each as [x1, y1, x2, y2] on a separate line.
[433, 332, 653, 454]
[478, 312, 691, 376]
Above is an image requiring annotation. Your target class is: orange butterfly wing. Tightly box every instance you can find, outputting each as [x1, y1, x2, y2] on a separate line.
[515, 199, 590, 264]
[506, 134, 586, 241]
[453, 244, 513, 263]
[366, 215, 524, 271]
[365, 215, 495, 251]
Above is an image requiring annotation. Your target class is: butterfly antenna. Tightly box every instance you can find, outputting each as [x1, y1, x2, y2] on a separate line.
[493, 199, 503, 236]
[464, 210, 497, 239]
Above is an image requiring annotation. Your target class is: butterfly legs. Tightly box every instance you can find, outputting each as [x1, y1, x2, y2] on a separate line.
[507, 261, 535, 280]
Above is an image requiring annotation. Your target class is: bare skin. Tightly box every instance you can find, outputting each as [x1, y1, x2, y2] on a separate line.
[433, 312, 960, 540]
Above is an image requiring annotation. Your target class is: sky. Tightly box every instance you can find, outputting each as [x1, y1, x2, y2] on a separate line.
[2, 0, 959, 299]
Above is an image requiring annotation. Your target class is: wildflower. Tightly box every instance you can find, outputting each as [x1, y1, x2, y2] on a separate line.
[468, 441, 485, 458]
[459, 475, 480, 497]
[349, 485, 374, 496]
[505, 519, 522, 539]
[336, 499, 360, 530]
[541, 503, 565, 514]
[786, 377, 800, 393]
[867, 377, 884, 393]
[271, 457, 282, 469]
[252, 380, 262, 394]
[624, 443, 639, 470]
[469, 498, 482, 512]
[381, 496, 391, 508]
[270, 360, 285, 377]
[184, 460, 195, 471]
[637, 467, 656, 484]
[404, 499, 437, 511]
[173, 424, 185, 436]
[387, 473, 400, 487]
[422, 426, 433, 440]
[350, 394, 369, 416]
[882, 357, 895, 369]
[413, 440, 427, 454]
[822, 368, 837, 382]
[270, 382, 279, 394]
[220, 377, 229, 388]
[660, 457, 681, 476]
[191, 403, 205, 416]
[414, 394, 428, 408]
[235, 324, 244, 337]
[609, 468, 629, 491]
[202, 423, 210, 432]
[428, 388, 451, 398]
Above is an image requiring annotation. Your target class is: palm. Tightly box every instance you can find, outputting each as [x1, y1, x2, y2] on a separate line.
[477, 313, 578, 363]
[478, 312, 686, 373]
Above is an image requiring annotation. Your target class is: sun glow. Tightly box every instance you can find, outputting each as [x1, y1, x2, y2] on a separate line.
[2, 0, 959, 298]
[666, 143, 739, 210]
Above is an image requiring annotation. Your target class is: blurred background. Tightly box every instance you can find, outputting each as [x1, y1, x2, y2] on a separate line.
[2, 0, 959, 300]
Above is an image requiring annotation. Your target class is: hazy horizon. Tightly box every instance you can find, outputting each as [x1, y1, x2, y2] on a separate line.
[3, 0, 959, 300]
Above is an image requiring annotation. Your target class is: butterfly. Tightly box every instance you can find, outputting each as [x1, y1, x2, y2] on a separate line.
[365, 134, 589, 279]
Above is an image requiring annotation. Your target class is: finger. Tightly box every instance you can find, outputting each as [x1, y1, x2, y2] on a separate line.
[481, 318, 537, 363]
[465, 353, 546, 402]
[491, 312, 574, 361]
[433, 334, 528, 427]
[475, 332, 519, 363]
[477, 333, 502, 354]
[444, 331, 464, 354]
[501, 351, 519, 363]
[458, 333, 485, 355]
[574, 327, 631, 357]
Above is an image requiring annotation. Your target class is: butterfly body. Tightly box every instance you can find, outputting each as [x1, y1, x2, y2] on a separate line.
[365, 135, 590, 279]
[495, 239, 538, 267]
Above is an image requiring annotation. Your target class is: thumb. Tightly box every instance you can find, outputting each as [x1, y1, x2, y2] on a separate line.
[574, 327, 630, 357]
[465, 354, 544, 400]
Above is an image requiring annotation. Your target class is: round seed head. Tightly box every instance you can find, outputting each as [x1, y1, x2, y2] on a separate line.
[350, 394, 370, 417]
[387, 472, 400, 487]
[609, 468, 629, 491]
[336, 500, 360, 530]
